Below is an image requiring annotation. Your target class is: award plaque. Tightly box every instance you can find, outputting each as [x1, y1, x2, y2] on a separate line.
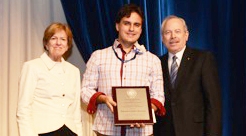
[112, 86, 153, 125]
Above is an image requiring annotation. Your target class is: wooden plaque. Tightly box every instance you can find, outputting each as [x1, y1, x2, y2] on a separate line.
[112, 86, 153, 125]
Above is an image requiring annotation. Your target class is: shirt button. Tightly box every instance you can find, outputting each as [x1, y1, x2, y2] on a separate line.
[62, 104, 65, 107]
[62, 94, 65, 97]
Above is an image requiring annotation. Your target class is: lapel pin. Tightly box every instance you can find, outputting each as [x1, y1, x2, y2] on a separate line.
[187, 57, 190, 60]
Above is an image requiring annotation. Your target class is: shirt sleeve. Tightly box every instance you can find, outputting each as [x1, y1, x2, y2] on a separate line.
[16, 62, 39, 136]
[87, 92, 105, 114]
[151, 98, 166, 116]
[81, 51, 102, 114]
[149, 55, 165, 116]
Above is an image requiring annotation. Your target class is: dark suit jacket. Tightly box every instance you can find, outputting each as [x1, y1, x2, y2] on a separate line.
[154, 47, 222, 136]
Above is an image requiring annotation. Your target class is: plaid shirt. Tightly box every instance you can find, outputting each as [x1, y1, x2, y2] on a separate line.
[81, 39, 164, 136]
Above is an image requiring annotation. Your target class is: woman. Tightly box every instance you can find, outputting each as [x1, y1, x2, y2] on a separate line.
[17, 23, 82, 136]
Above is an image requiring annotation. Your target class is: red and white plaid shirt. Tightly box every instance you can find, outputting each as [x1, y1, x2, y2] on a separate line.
[81, 39, 165, 136]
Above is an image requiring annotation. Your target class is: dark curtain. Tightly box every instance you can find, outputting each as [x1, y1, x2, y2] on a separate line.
[61, 0, 246, 136]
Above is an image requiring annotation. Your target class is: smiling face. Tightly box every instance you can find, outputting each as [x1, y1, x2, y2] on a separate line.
[116, 12, 142, 48]
[45, 30, 68, 62]
[43, 23, 73, 62]
[162, 17, 189, 54]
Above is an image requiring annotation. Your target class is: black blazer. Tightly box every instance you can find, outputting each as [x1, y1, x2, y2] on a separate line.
[154, 47, 222, 136]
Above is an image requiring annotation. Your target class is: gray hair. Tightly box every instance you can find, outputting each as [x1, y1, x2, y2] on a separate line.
[161, 15, 188, 35]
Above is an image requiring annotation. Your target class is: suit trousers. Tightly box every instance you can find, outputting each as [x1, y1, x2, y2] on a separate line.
[38, 125, 77, 136]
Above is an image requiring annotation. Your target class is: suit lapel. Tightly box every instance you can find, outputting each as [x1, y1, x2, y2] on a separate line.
[161, 47, 194, 100]
[173, 47, 194, 99]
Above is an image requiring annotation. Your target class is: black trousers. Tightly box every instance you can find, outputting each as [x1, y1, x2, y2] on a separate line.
[39, 125, 77, 136]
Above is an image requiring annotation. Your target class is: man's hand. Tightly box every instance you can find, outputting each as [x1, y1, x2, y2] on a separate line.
[96, 95, 117, 113]
[151, 103, 158, 112]
[128, 104, 157, 128]
[130, 123, 145, 128]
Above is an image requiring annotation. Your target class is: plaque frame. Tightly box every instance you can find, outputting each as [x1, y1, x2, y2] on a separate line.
[112, 86, 153, 125]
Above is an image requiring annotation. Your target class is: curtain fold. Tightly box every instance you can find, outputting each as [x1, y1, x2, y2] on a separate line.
[60, 0, 172, 62]
[61, 0, 246, 136]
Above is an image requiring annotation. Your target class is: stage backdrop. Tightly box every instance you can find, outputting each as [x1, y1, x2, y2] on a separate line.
[61, 0, 246, 136]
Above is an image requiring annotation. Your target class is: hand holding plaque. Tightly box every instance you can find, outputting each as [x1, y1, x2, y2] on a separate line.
[112, 86, 153, 125]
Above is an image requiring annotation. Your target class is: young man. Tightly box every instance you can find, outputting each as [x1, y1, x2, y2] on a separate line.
[154, 15, 222, 136]
[81, 4, 165, 136]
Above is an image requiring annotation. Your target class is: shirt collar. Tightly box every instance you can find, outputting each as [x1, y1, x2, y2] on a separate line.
[113, 39, 146, 54]
[168, 46, 186, 61]
[40, 52, 66, 72]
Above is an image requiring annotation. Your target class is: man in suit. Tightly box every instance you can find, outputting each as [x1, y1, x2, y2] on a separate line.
[153, 15, 222, 136]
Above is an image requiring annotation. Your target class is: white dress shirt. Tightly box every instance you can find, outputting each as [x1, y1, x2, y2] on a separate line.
[17, 52, 82, 136]
[168, 46, 186, 73]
